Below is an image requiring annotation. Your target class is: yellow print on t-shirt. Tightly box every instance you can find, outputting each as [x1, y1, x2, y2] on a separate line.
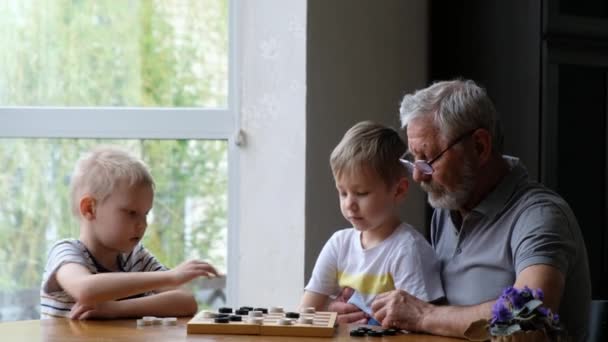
[337, 271, 395, 295]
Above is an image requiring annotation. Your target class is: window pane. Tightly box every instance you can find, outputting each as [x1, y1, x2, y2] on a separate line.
[0, 139, 228, 321]
[0, 0, 228, 108]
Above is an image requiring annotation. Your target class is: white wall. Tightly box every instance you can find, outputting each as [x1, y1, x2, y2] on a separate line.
[234, 0, 429, 307]
[235, 0, 307, 308]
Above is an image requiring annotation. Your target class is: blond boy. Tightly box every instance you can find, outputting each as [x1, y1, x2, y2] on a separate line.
[300, 121, 444, 319]
[41, 147, 217, 319]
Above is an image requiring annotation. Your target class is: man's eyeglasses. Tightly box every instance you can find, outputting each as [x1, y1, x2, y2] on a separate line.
[399, 129, 477, 175]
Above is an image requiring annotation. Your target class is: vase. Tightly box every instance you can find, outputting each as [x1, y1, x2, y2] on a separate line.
[491, 330, 549, 342]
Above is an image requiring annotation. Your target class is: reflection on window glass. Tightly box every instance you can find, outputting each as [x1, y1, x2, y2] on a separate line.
[0, 139, 228, 320]
[0, 0, 228, 107]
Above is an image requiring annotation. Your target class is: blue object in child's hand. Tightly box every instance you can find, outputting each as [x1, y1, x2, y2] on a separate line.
[367, 317, 381, 326]
[346, 291, 381, 326]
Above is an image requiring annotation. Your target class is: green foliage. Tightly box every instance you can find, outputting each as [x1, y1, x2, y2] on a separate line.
[0, 0, 228, 107]
[0, 0, 229, 305]
[0, 139, 228, 291]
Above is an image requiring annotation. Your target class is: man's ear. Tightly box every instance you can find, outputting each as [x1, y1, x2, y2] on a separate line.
[472, 128, 492, 165]
[79, 196, 96, 220]
[394, 177, 409, 201]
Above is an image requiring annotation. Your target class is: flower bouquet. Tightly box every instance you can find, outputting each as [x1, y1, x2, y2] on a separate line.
[464, 286, 564, 342]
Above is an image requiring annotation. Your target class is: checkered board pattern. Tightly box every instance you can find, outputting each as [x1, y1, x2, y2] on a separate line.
[187, 310, 337, 337]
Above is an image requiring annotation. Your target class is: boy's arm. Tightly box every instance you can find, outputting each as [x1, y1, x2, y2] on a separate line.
[299, 290, 329, 311]
[69, 289, 198, 319]
[56, 259, 217, 305]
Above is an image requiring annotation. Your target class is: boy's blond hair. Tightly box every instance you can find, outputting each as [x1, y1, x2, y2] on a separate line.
[330, 121, 407, 186]
[69, 146, 155, 217]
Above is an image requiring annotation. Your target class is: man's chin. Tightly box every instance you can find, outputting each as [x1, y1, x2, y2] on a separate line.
[428, 194, 458, 210]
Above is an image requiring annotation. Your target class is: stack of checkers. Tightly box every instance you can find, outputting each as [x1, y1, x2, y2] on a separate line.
[349, 326, 399, 337]
[136, 316, 178, 327]
[187, 306, 337, 337]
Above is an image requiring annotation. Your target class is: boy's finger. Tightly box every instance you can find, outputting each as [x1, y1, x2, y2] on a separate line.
[341, 303, 363, 314]
[337, 311, 367, 324]
[327, 301, 351, 313]
[354, 317, 368, 324]
[70, 305, 84, 320]
[203, 265, 219, 275]
[341, 287, 355, 299]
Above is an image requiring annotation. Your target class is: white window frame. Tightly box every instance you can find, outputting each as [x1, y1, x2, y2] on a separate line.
[0, 0, 240, 306]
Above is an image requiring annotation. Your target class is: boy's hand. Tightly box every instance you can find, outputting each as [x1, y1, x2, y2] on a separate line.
[70, 301, 118, 320]
[169, 259, 219, 286]
[327, 287, 368, 324]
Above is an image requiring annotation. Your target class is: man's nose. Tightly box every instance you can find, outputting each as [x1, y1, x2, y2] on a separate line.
[412, 167, 432, 184]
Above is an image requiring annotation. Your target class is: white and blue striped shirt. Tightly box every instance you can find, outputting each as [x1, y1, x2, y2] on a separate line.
[40, 239, 167, 318]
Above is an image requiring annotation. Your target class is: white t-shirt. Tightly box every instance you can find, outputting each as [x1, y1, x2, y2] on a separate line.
[305, 222, 444, 308]
[40, 239, 167, 318]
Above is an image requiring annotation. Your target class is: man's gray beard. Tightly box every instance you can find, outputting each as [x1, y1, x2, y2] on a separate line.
[420, 160, 476, 210]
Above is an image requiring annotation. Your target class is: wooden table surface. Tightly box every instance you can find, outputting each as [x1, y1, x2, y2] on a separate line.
[0, 318, 466, 341]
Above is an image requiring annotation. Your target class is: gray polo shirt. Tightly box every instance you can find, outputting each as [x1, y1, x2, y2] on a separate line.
[431, 156, 590, 340]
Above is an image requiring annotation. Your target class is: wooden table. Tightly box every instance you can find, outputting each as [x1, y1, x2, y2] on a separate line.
[0, 318, 466, 341]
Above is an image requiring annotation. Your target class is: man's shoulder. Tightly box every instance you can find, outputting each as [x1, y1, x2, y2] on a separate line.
[513, 178, 561, 201]
[508, 180, 575, 221]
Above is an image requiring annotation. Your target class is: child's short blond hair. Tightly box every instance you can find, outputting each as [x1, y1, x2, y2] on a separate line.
[330, 121, 407, 186]
[69, 146, 155, 216]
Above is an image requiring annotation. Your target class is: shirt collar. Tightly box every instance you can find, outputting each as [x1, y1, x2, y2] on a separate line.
[470, 155, 528, 219]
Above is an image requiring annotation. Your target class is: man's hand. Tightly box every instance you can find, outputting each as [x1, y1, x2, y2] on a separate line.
[371, 289, 432, 331]
[168, 259, 219, 286]
[327, 287, 368, 324]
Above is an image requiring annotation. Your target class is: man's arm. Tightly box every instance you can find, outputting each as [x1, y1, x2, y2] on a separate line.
[512, 264, 564, 312]
[69, 289, 198, 319]
[56, 259, 217, 306]
[371, 264, 565, 338]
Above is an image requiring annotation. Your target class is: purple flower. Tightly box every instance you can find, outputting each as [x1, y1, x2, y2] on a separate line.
[489, 286, 561, 335]
[503, 286, 519, 299]
[533, 288, 544, 301]
[491, 297, 513, 323]
[510, 290, 529, 310]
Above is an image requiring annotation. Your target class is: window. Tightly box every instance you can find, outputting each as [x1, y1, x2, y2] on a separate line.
[0, 0, 236, 320]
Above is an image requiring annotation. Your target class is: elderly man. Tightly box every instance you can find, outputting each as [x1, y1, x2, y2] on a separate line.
[331, 79, 591, 341]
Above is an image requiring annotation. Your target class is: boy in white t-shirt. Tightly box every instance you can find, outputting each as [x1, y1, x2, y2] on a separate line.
[299, 121, 444, 323]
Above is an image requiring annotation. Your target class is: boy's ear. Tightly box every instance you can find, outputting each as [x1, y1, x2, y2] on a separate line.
[394, 177, 409, 200]
[79, 196, 97, 220]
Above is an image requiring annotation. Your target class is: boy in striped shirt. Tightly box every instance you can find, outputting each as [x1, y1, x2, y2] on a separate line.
[41, 147, 218, 319]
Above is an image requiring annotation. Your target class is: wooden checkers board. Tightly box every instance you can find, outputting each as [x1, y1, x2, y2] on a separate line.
[187, 309, 337, 337]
